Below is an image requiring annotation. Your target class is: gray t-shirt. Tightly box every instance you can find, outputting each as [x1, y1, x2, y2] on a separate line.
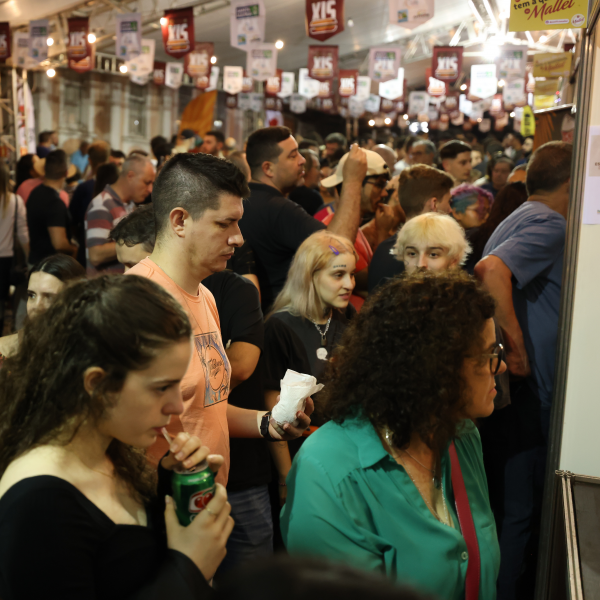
[483, 201, 565, 409]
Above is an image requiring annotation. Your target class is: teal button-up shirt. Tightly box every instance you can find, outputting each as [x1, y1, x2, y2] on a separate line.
[281, 418, 500, 600]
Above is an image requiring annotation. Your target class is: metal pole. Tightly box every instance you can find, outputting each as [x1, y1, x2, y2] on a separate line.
[10, 67, 19, 157]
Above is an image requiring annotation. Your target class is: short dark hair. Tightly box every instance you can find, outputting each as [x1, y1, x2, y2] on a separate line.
[110, 150, 126, 160]
[299, 149, 319, 172]
[395, 136, 408, 151]
[44, 150, 68, 180]
[30, 254, 86, 283]
[526, 141, 573, 195]
[150, 136, 168, 156]
[298, 138, 319, 150]
[325, 132, 347, 148]
[38, 131, 53, 144]
[227, 151, 250, 181]
[205, 130, 225, 144]
[88, 140, 110, 170]
[152, 153, 250, 235]
[439, 140, 472, 160]
[246, 126, 292, 178]
[412, 139, 436, 156]
[505, 131, 524, 144]
[398, 165, 454, 219]
[110, 204, 156, 252]
[93, 163, 120, 197]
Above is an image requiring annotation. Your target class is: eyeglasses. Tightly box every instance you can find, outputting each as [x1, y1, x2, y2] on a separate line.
[363, 177, 389, 189]
[481, 343, 505, 375]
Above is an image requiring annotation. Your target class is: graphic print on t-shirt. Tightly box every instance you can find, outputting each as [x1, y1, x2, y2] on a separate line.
[194, 331, 230, 406]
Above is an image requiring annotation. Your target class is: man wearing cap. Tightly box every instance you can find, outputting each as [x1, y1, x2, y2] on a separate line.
[240, 126, 367, 312]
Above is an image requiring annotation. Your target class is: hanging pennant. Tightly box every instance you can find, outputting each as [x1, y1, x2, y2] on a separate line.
[305, 0, 344, 41]
[265, 69, 283, 96]
[427, 76, 446, 97]
[307, 45, 338, 81]
[206, 66, 219, 92]
[184, 42, 213, 80]
[356, 76, 371, 101]
[444, 92, 459, 111]
[28, 19, 49, 62]
[0, 23, 10, 62]
[432, 46, 462, 83]
[318, 80, 333, 98]
[369, 47, 401, 83]
[153, 62, 166, 86]
[408, 91, 429, 116]
[389, 0, 434, 30]
[490, 94, 504, 116]
[298, 67, 320, 98]
[230, 0, 266, 49]
[320, 97, 337, 114]
[67, 18, 90, 63]
[224, 66, 244, 94]
[379, 70, 404, 100]
[470, 64, 497, 99]
[127, 39, 155, 77]
[131, 74, 149, 86]
[532, 52, 573, 78]
[242, 72, 254, 93]
[290, 93, 307, 114]
[247, 43, 277, 81]
[364, 94, 381, 113]
[165, 62, 184, 89]
[348, 96, 365, 118]
[339, 69, 358, 97]
[116, 13, 142, 62]
[503, 78, 526, 108]
[70, 44, 95, 73]
[226, 93, 238, 109]
[162, 7, 194, 59]
[496, 44, 527, 81]
[381, 98, 397, 113]
[238, 93, 252, 109]
[278, 72, 295, 98]
[250, 93, 264, 112]
[14, 33, 30, 68]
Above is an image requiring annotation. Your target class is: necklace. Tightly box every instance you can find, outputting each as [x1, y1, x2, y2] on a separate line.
[312, 314, 332, 360]
[401, 448, 435, 475]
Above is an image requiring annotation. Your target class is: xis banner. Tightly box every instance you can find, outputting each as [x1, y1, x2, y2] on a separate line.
[67, 18, 90, 63]
[162, 7, 194, 59]
[153, 61, 166, 86]
[305, 0, 344, 41]
[184, 42, 213, 82]
[307, 45, 338, 81]
[432, 46, 462, 83]
[70, 44, 95, 73]
[369, 47, 401, 83]
[265, 69, 283, 96]
[496, 44, 527, 81]
[115, 13, 141, 62]
[338, 69, 358, 97]
[230, 0, 266, 49]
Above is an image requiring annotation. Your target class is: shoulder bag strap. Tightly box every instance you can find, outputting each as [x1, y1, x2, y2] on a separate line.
[449, 440, 481, 600]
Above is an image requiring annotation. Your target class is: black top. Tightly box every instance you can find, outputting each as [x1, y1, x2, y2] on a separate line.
[0, 475, 212, 600]
[288, 186, 323, 217]
[26, 184, 72, 265]
[226, 240, 257, 276]
[69, 179, 96, 267]
[203, 271, 271, 492]
[239, 183, 325, 312]
[367, 233, 405, 293]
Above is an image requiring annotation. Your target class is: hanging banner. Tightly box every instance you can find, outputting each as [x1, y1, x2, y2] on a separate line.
[318, 80, 333, 98]
[380, 70, 404, 100]
[532, 52, 573, 78]
[521, 105, 535, 136]
[356, 76, 371, 101]
[432, 46, 462, 83]
[127, 39, 155, 77]
[238, 93, 252, 109]
[0, 23, 10, 62]
[470, 64, 497, 99]
[479, 118, 491, 133]
[389, 0, 434, 29]
[427, 76, 446, 97]
[503, 78, 526, 107]
[165, 62, 184, 89]
[369, 47, 401, 83]
[381, 98, 397, 113]
[495, 112, 509, 131]
[131, 74, 149, 86]
[247, 42, 277, 81]
[497, 44, 527, 81]
[242, 72, 254, 92]
[339, 69, 358, 97]
[206, 66, 219, 92]
[307, 45, 338, 81]
[153, 61, 166, 85]
[509, 0, 587, 31]
[265, 97, 283, 111]
[116, 13, 142, 62]
[250, 93, 264, 112]
[162, 7, 194, 59]
[226, 94, 238, 109]
[298, 67, 320, 98]
[306, 0, 345, 41]
[278, 71, 295, 98]
[14, 33, 34, 69]
[230, 0, 266, 49]
[184, 42, 213, 81]
[490, 94, 503, 116]
[364, 94, 381, 113]
[266, 68, 283, 96]
[69, 44, 95, 73]
[67, 18, 90, 62]
[290, 93, 307, 113]
[223, 65, 244, 94]
[444, 92, 459, 111]
[28, 19, 49, 62]
[348, 96, 365, 118]
[408, 91, 429, 116]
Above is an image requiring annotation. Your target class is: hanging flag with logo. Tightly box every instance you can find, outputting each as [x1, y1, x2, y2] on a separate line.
[318, 80, 333, 98]
[206, 66, 219, 91]
[532, 52, 573, 78]
[223, 66, 244, 94]
[408, 91, 429, 116]
[238, 93, 251, 109]
[153, 62, 166, 85]
[497, 44, 527, 81]
[266, 69, 283, 96]
[70, 44, 95, 73]
[14, 33, 32, 68]
[356, 76, 371, 101]
[306, 0, 344, 41]
[298, 67, 320, 98]
[307, 45, 338, 81]
[250, 93, 264, 112]
[184, 42, 213, 83]
[116, 13, 141, 61]
[230, 0, 266, 49]
[389, 0, 434, 29]
[67, 17, 90, 63]
[364, 94, 381, 113]
[348, 96, 365, 118]
[432, 46, 462, 83]
[28, 19, 49, 62]
[339, 69, 358, 97]
[379, 68, 404, 99]
[503, 78, 526, 107]
[165, 62, 184, 89]
[0, 23, 10, 62]
[470, 64, 497, 99]
[162, 7, 193, 59]
[226, 94, 238, 109]
[127, 39, 155, 77]
[278, 72, 295, 98]
[242, 72, 254, 93]
[509, 0, 587, 31]
[490, 94, 503, 116]
[131, 74, 149, 86]
[444, 92, 459, 112]
[369, 47, 401, 83]
[265, 96, 283, 111]
[247, 43, 277, 81]
[427, 76, 446, 97]
[291, 93, 307, 114]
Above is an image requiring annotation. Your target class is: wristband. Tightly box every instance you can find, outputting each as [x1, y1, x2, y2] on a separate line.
[260, 411, 279, 442]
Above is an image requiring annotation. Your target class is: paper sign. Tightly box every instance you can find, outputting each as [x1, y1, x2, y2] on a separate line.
[369, 47, 401, 83]
[28, 19, 49, 62]
[356, 76, 371, 101]
[250, 92, 264, 112]
[306, 0, 344, 41]
[364, 94, 381, 113]
[298, 67, 320, 98]
[247, 42, 277, 81]
[308, 45, 338, 81]
[290, 93, 307, 113]
[509, 0, 588, 31]
[184, 42, 213, 80]
[223, 66, 244, 94]
[0, 23, 10, 62]
[339, 69, 358, 97]
[278, 72, 295, 98]
[503, 78, 526, 107]
[165, 62, 183, 89]
[127, 39, 155, 77]
[408, 91, 429, 115]
[470, 64, 497, 99]
[162, 7, 194, 59]
[238, 93, 252, 109]
[230, 0, 266, 49]
[533, 52, 573, 78]
[497, 44, 527, 80]
[432, 46, 462, 83]
[389, 0, 434, 29]
[116, 13, 141, 61]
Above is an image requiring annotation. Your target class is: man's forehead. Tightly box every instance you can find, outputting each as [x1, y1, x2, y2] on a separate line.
[279, 136, 298, 151]
[209, 193, 244, 217]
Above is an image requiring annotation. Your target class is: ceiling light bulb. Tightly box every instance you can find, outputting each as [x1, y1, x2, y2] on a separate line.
[347, 18, 354, 27]
[87, 33, 96, 43]
[160, 17, 168, 26]
[384, 117, 392, 125]
[498, 79, 505, 87]
[539, 35, 548, 42]
[477, 117, 482, 122]
[510, 111, 516, 117]
[47, 37, 54, 46]
[460, 83, 467, 91]
[275, 40, 284, 49]
[403, 113, 409, 120]
[368, 119, 375, 127]
[210, 55, 217, 64]
[47, 68, 56, 77]
[119, 64, 128, 73]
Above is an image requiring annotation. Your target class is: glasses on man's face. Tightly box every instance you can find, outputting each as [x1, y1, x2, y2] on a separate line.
[363, 177, 389, 190]
[481, 343, 505, 375]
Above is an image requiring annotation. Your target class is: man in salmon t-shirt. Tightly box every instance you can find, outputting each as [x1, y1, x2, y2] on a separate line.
[127, 152, 312, 485]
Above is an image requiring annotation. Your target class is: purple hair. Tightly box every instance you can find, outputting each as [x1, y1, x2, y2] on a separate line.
[450, 184, 494, 221]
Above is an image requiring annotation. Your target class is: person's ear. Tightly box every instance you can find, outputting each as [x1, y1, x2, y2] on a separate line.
[262, 161, 275, 178]
[424, 197, 436, 213]
[169, 207, 189, 238]
[83, 366, 107, 396]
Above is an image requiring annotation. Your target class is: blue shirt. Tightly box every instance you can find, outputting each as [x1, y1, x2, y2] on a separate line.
[483, 201, 565, 408]
[70, 149, 89, 175]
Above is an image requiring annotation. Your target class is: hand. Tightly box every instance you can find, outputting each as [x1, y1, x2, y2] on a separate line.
[505, 348, 531, 379]
[161, 432, 224, 474]
[165, 483, 234, 580]
[268, 397, 314, 441]
[374, 203, 396, 237]
[342, 144, 368, 185]
[278, 482, 288, 507]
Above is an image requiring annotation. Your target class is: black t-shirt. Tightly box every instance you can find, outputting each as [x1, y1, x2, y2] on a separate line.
[202, 271, 270, 492]
[69, 179, 96, 267]
[0, 475, 212, 600]
[226, 240, 257, 276]
[367, 233, 405, 293]
[239, 183, 325, 312]
[26, 184, 72, 265]
[288, 186, 323, 217]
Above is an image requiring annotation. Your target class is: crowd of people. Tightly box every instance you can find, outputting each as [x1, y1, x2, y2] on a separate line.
[0, 121, 570, 600]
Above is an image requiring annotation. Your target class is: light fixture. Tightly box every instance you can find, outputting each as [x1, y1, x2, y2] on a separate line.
[210, 55, 217, 64]
[214, 119, 223, 127]
[483, 43, 500, 60]
[539, 35, 548, 43]
[384, 117, 392, 125]
[477, 117, 482, 122]
[460, 83, 467, 91]
[409, 122, 419, 133]
[119, 64, 128, 73]
[403, 113, 409, 120]
[160, 17, 168, 26]
[347, 18, 354, 27]
[420, 122, 429, 132]
[510, 111, 515, 117]
[46, 68, 56, 77]
[468, 0, 486, 27]
[498, 79, 505, 87]
[87, 33, 96, 44]
[368, 119, 375, 127]
[275, 40, 284, 49]
[47, 37, 54, 46]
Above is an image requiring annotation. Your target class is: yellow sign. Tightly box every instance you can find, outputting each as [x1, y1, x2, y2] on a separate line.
[532, 52, 573, 77]
[509, 0, 588, 32]
[534, 77, 560, 94]
[521, 105, 536, 137]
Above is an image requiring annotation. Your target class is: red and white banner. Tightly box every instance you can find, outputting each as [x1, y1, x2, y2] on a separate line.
[265, 68, 283, 96]
[338, 69, 358, 97]
[318, 80, 333, 98]
[161, 7, 194, 59]
[69, 44, 95, 73]
[153, 61, 166, 86]
[226, 94, 238, 109]
[432, 46, 462, 83]
[184, 42, 213, 80]
[242, 72, 254, 93]
[0, 22, 11, 62]
[306, 0, 344, 41]
[369, 47, 401, 83]
[67, 17, 91, 63]
[307, 45, 338, 81]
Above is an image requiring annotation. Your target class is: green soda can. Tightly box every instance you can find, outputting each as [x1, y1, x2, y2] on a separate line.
[172, 460, 216, 526]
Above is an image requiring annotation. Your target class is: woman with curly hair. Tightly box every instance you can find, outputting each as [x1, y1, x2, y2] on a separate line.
[0, 275, 233, 599]
[281, 271, 505, 600]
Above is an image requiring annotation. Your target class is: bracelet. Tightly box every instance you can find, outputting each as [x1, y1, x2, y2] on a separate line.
[260, 411, 279, 442]
[279, 482, 287, 487]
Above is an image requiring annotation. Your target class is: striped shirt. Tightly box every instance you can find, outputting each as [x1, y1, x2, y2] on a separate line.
[84, 185, 134, 276]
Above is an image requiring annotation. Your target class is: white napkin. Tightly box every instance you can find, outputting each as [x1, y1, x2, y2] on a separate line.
[271, 369, 324, 427]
